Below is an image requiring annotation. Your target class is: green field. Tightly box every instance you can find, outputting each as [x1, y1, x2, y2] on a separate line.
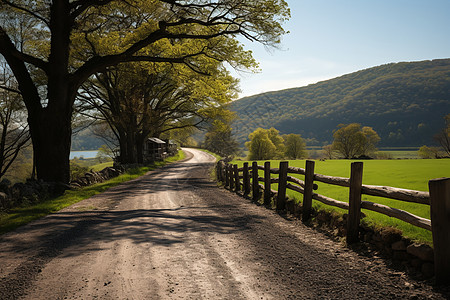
[232, 158, 450, 245]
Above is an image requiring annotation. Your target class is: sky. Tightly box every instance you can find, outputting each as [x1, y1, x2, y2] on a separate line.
[230, 0, 450, 98]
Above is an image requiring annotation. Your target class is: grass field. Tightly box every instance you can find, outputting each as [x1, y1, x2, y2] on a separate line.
[232, 158, 450, 245]
[0, 151, 185, 235]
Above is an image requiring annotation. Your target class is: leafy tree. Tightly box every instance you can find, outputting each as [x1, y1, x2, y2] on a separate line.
[322, 144, 335, 159]
[332, 123, 380, 158]
[418, 145, 444, 159]
[245, 127, 284, 160]
[80, 61, 239, 164]
[283, 133, 306, 159]
[361, 126, 381, 156]
[0, 0, 290, 183]
[96, 145, 113, 164]
[433, 114, 450, 156]
[203, 118, 239, 158]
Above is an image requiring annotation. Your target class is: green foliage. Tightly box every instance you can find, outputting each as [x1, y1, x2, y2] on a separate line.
[96, 145, 113, 163]
[332, 123, 380, 158]
[283, 133, 307, 159]
[231, 59, 450, 147]
[70, 159, 89, 181]
[203, 119, 239, 158]
[246, 127, 284, 160]
[417, 145, 443, 159]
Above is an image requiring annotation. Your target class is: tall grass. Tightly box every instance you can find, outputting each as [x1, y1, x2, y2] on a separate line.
[0, 151, 185, 235]
[232, 158, 450, 244]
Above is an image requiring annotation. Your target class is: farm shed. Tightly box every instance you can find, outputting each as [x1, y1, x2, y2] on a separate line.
[144, 137, 167, 161]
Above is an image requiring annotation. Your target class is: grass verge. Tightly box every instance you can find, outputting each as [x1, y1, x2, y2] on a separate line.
[0, 150, 185, 235]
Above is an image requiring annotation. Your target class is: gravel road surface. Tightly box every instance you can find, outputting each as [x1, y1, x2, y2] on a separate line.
[0, 148, 448, 299]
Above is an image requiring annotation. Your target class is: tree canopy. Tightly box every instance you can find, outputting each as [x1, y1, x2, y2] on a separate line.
[332, 123, 380, 159]
[0, 0, 290, 183]
[246, 127, 285, 160]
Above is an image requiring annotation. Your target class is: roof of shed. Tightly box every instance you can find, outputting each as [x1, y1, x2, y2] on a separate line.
[147, 137, 166, 144]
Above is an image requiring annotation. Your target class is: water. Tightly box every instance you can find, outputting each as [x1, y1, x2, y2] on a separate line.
[70, 150, 98, 159]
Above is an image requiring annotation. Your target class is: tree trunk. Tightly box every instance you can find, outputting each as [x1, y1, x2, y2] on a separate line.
[28, 107, 72, 184]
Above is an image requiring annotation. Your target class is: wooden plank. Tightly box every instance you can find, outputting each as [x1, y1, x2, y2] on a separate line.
[312, 193, 349, 210]
[287, 183, 304, 194]
[277, 161, 289, 210]
[287, 175, 305, 187]
[347, 162, 363, 244]
[270, 168, 280, 174]
[287, 166, 306, 175]
[361, 185, 429, 205]
[314, 173, 350, 187]
[264, 161, 271, 206]
[252, 162, 260, 201]
[361, 201, 431, 231]
[429, 177, 450, 285]
[303, 160, 315, 222]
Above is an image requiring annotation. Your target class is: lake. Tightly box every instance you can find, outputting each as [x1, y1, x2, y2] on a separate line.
[70, 150, 98, 159]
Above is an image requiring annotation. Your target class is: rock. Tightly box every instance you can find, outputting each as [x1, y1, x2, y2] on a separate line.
[410, 258, 422, 268]
[392, 250, 409, 261]
[380, 227, 402, 244]
[391, 240, 407, 251]
[421, 262, 434, 278]
[406, 243, 434, 262]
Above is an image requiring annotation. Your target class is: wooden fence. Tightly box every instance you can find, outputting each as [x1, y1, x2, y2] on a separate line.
[216, 160, 450, 285]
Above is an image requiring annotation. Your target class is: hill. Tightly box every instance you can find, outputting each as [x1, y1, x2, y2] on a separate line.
[230, 59, 450, 147]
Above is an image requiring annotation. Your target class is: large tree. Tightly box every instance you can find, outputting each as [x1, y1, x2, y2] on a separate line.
[246, 127, 284, 160]
[80, 61, 238, 164]
[0, 0, 289, 183]
[283, 133, 306, 159]
[332, 123, 380, 159]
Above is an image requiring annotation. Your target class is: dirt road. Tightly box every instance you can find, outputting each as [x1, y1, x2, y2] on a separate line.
[0, 148, 447, 299]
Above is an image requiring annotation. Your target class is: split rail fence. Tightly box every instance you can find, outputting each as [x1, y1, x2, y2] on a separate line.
[216, 160, 450, 285]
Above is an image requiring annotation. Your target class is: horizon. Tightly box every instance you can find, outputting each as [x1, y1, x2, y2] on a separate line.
[234, 57, 450, 100]
[231, 0, 450, 99]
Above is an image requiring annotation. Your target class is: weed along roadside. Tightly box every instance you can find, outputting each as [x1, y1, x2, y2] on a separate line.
[0, 151, 185, 236]
[216, 159, 450, 285]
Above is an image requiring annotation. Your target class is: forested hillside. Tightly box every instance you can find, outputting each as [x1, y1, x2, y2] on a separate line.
[230, 59, 450, 147]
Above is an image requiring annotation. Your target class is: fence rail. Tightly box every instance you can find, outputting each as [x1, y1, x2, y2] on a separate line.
[216, 159, 450, 285]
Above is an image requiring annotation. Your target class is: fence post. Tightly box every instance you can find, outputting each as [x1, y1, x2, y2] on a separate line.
[252, 161, 260, 202]
[234, 164, 240, 192]
[224, 163, 229, 188]
[264, 161, 271, 206]
[302, 160, 315, 222]
[277, 161, 288, 211]
[347, 162, 364, 244]
[229, 164, 234, 191]
[429, 177, 450, 285]
[216, 161, 222, 182]
[242, 163, 250, 196]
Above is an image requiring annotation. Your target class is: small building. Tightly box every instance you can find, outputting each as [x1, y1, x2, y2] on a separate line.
[143, 137, 167, 162]
[165, 140, 178, 156]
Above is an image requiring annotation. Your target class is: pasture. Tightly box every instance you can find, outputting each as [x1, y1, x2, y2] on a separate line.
[231, 158, 450, 244]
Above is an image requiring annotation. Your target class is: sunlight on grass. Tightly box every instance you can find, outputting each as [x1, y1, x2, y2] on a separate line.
[0, 151, 185, 235]
[232, 158, 450, 244]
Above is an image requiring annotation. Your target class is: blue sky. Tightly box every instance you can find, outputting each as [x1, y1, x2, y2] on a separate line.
[231, 0, 450, 98]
